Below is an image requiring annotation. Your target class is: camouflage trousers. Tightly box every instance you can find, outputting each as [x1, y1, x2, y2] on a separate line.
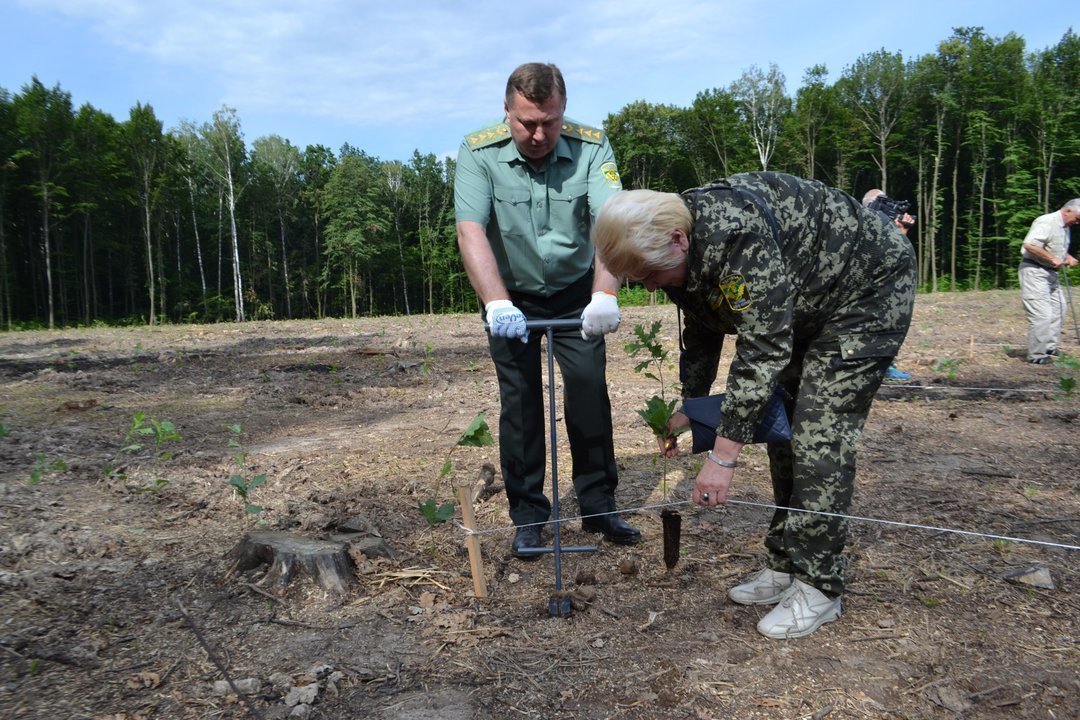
[763, 258, 916, 597]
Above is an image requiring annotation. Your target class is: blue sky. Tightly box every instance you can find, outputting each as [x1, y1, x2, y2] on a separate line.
[1, 1, 1073, 162]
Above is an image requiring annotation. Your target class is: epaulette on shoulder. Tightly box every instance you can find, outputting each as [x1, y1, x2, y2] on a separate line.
[465, 123, 511, 150]
[561, 118, 605, 144]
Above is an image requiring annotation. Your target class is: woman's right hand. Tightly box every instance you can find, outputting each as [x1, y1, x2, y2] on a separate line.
[657, 411, 690, 457]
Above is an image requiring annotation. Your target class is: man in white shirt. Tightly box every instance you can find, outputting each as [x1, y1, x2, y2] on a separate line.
[1019, 199, 1080, 364]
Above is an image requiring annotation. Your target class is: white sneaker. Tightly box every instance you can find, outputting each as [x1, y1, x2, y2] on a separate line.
[756, 579, 841, 639]
[728, 568, 794, 605]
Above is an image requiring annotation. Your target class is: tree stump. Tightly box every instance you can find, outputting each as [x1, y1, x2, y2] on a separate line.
[226, 531, 354, 596]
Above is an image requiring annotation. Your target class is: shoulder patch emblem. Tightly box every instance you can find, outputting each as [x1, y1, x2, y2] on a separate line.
[466, 123, 511, 149]
[600, 161, 621, 189]
[718, 273, 752, 312]
[561, 120, 604, 144]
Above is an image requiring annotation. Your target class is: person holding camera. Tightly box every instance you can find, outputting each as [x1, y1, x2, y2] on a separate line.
[863, 189, 915, 235]
[863, 189, 914, 381]
[1018, 199, 1080, 364]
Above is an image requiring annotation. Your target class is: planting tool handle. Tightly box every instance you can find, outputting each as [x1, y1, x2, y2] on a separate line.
[524, 318, 583, 331]
[483, 318, 583, 333]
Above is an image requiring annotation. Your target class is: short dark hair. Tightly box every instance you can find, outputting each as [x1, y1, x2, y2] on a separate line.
[505, 63, 566, 108]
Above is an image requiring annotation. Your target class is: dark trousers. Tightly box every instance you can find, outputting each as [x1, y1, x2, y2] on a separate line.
[487, 274, 619, 526]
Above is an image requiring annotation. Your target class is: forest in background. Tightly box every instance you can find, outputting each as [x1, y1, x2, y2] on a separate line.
[0, 26, 1078, 329]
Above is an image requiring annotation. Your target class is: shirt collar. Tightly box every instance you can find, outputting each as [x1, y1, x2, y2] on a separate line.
[497, 134, 574, 167]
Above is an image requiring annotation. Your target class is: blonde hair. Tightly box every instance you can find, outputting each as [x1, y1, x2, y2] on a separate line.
[593, 190, 692, 280]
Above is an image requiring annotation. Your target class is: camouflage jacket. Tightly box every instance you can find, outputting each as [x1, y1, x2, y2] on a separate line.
[671, 172, 915, 443]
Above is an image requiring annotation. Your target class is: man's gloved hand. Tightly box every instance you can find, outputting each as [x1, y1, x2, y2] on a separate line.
[581, 291, 621, 339]
[485, 300, 529, 342]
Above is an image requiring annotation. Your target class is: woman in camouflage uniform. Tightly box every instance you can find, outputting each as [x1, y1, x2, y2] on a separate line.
[593, 172, 916, 639]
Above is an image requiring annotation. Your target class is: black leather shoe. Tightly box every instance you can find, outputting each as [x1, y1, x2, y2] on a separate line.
[511, 526, 544, 558]
[582, 514, 642, 545]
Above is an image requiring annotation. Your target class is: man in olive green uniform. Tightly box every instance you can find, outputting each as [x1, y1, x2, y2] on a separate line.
[454, 62, 640, 557]
[592, 172, 916, 638]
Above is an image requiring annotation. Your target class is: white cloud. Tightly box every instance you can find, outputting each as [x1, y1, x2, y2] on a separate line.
[18, 0, 755, 127]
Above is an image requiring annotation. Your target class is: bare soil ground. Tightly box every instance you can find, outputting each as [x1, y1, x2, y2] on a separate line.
[0, 289, 1077, 720]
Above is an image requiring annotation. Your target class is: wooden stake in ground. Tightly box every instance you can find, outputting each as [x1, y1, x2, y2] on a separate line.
[456, 485, 489, 598]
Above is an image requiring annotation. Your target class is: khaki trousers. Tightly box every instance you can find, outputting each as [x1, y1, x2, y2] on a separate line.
[1019, 261, 1064, 360]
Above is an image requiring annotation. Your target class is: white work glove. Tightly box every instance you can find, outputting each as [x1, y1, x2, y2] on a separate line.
[485, 300, 529, 342]
[580, 291, 621, 339]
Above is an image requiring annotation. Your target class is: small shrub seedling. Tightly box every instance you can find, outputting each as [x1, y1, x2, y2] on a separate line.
[227, 424, 266, 515]
[134, 477, 171, 493]
[625, 320, 686, 569]
[624, 321, 685, 494]
[931, 357, 961, 381]
[421, 342, 435, 375]
[1053, 352, 1078, 397]
[28, 452, 68, 485]
[104, 411, 182, 482]
[624, 322, 678, 434]
[992, 538, 1014, 558]
[120, 411, 183, 458]
[419, 413, 494, 526]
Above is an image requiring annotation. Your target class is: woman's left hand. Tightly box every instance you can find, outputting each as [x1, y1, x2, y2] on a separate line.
[694, 438, 744, 506]
[694, 461, 734, 506]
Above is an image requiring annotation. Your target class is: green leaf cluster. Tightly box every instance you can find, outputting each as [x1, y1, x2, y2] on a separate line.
[230, 472, 268, 515]
[625, 321, 685, 498]
[420, 412, 494, 527]
[418, 498, 455, 526]
[122, 411, 182, 457]
[227, 424, 266, 515]
[637, 395, 680, 439]
[1054, 353, 1079, 397]
[625, 321, 681, 439]
[28, 453, 68, 485]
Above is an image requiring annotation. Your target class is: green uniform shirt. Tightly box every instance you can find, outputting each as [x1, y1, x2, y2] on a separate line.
[454, 118, 622, 297]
